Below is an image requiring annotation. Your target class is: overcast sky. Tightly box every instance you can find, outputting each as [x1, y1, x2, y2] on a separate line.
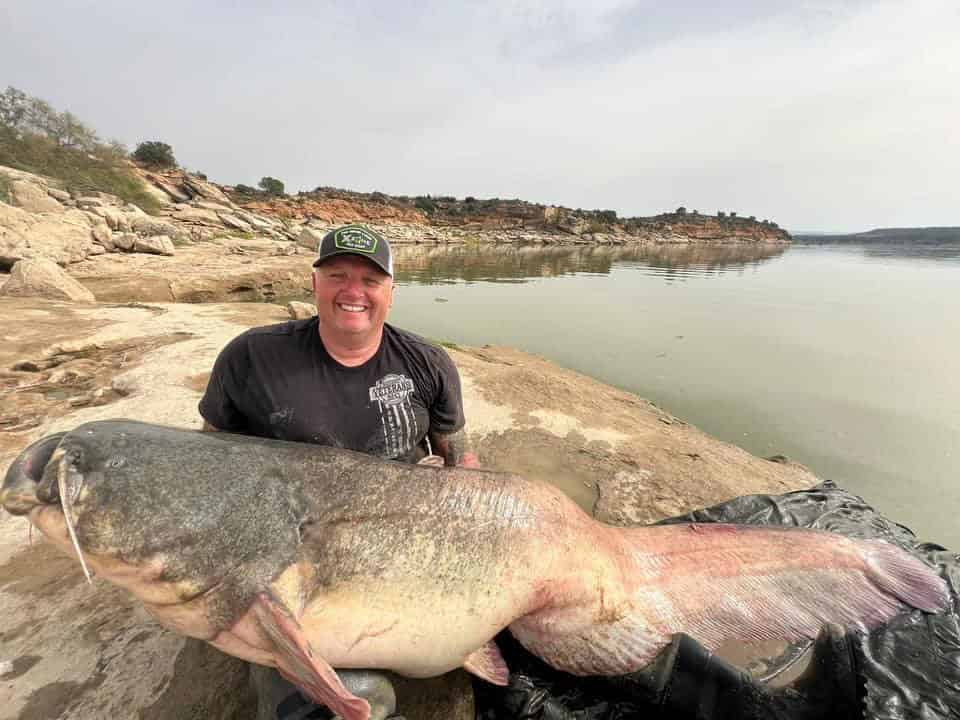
[1, 0, 957, 232]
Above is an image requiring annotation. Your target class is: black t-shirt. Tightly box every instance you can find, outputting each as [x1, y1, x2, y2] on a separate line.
[199, 319, 465, 463]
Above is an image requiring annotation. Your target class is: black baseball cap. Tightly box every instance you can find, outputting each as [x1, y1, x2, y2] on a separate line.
[312, 224, 393, 276]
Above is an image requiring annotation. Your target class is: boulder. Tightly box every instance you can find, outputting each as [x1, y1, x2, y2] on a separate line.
[182, 176, 232, 204]
[170, 207, 225, 226]
[0, 204, 97, 267]
[47, 187, 72, 202]
[0, 257, 96, 302]
[298, 226, 324, 250]
[286, 301, 316, 319]
[91, 221, 113, 249]
[113, 233, 137, 251]
[217, 213, 253, 233]
[145, 174, 191, 203]
[130, 216, 185, 240]
[11, 180, 63, 213]
[133, 235, 176, 256]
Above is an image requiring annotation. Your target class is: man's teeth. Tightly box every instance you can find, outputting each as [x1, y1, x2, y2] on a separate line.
[338, 303, 366, 313]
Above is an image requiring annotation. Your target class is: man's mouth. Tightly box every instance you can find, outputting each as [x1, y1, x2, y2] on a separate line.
[337, 303, 367, 313]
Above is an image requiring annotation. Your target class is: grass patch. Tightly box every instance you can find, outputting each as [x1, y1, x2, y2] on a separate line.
[0, 128, 161, 214]
[0, 173, 11, 204]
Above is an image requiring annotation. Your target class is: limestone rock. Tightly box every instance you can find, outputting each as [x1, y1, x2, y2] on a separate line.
[113, 233, 137, 251]
[130, 216, 184, 239]
[0, 204, 96, 266]
[145, 173, 191, 203]
[0, 257, 96, 302]
[286, 301, 316, 319]
[47, 187, 72, 202]
[217, 213, 252, 233]
[11, 180, 63, 213]
[183, 176, 232, 204]
[93, 206, 132, 232]
[170, 207, 224, 226]
[193, 200, 233, 212]
[91, 221, 113, 249]
[134, 235, 176, 256]
[298, 226, 324, 251]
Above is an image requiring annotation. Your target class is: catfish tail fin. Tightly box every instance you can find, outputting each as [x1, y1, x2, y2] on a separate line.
[509, 524, 948, 677]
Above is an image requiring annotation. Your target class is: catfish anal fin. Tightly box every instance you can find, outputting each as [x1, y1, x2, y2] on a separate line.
[463, 640, 510, 685]
[253, 592, 371, 720]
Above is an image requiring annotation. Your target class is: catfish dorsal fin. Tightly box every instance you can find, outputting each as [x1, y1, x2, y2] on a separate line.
[463, 640, 510, 685]
[253, 592, 371, 720]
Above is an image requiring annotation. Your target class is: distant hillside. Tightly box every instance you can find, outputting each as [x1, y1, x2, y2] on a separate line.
[234, 186, 791, 243]
[794, 227, 960, 244]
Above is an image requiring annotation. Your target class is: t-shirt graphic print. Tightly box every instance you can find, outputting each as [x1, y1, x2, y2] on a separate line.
[369, 373, 419, 459]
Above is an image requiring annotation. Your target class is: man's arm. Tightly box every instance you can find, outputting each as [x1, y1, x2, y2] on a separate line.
[429, 427, 480, 468]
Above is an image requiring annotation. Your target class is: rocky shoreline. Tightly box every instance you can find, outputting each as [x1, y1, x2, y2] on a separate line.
[1, 163, 790, 304]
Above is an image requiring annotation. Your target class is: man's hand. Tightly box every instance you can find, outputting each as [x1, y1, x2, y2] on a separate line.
[430, 428, 480, 468]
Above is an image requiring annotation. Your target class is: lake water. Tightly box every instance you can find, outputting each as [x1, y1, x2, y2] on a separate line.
[384, 242, 960, 549]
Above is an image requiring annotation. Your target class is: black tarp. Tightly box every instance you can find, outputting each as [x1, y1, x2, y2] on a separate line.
[474, 481, 960, 719]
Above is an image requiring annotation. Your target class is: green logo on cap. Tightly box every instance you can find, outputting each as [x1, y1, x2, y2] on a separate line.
[334, 226, 378, 254]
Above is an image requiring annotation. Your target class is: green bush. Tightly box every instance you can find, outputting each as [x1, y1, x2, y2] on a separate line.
[132, 140, 177, 168]
[259, 176, 284, 195]
[414, 196, 436, 213]
[233, 184, 259, 195]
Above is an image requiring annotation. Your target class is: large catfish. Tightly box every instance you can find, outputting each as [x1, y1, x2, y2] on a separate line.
[1, 420, 948, 720]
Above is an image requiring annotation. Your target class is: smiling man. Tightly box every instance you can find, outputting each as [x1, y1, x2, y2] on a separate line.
[199, 223, 478, 468]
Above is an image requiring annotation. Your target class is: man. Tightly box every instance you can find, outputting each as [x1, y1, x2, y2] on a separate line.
[199, 223, 477, 719]
[199, 223, 478, 469]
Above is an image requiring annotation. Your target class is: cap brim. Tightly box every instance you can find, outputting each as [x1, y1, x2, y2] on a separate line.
[312, 249, 392, 275]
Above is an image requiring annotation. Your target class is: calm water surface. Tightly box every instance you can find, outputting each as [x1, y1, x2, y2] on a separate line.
[385, 242, 960, 548]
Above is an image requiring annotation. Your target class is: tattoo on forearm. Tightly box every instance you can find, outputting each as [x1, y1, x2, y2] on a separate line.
[432, 428, 477, 467]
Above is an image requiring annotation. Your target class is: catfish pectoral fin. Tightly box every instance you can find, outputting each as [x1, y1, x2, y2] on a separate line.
[253, 592, 371, 720]
[463, 640, 509, 685]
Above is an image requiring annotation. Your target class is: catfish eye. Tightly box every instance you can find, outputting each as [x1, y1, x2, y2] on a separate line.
[106, 456, 126, 469]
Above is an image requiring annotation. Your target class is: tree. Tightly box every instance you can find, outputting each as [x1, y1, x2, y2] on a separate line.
[259, 176, 284, 195]
[132, 141, 177, 168]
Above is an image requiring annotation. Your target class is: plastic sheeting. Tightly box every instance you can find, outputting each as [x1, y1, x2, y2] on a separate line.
[474, 481, 960, 719]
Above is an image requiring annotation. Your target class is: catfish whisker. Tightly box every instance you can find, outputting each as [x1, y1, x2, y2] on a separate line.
[57, 457, 92, 584]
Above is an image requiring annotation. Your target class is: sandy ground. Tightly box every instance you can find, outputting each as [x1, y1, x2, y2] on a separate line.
[0, 295, 818, 719]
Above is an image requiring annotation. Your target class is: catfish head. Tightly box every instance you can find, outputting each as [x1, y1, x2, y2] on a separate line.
[1, 421, 307, 634]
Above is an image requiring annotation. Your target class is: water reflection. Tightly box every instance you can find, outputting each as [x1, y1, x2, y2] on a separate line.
[392, 243, 789, 285]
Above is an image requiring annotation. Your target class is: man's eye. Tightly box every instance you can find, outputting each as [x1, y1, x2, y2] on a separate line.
[364, 278, 382, 287]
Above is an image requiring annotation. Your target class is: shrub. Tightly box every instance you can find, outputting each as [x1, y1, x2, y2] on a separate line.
[0, 173, 11, 204]
[414, 196, 436, 213]
[234, 184, 259, 195]
[258, 176, 284, 195]
[132, 140, 177, 168]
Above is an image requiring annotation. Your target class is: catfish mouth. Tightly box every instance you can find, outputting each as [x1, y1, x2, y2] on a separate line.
[0, 432, 67, 516]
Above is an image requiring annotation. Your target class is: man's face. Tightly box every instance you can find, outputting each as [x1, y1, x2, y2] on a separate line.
[312, 255, 394, 341]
